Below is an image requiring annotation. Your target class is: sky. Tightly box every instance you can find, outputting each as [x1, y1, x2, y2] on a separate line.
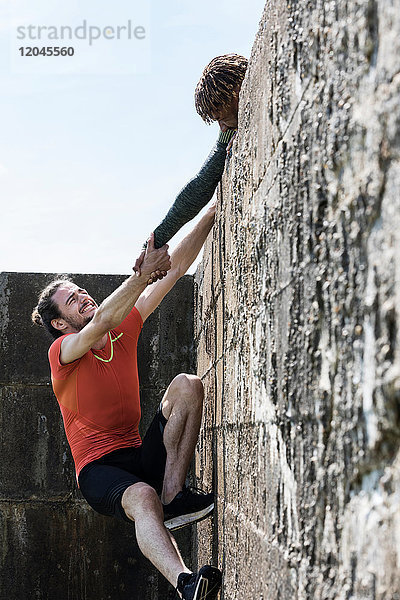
[0, 0, 265, 275]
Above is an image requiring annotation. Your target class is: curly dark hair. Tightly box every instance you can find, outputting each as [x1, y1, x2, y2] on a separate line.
[31, 278, 71, 340]
[195, 54, 248, 124]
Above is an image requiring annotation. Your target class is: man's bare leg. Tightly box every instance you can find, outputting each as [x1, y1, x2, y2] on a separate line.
[159, 373, 204, 504]
[121, 482, 191, 587]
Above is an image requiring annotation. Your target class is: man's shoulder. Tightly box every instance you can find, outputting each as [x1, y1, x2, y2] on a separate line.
[48, 333, 81, 375]
[48, 333, 67, 358]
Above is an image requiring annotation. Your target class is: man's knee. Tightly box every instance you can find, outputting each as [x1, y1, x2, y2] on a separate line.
[121, 482, 162, 521]
[172, 373, 204, 404]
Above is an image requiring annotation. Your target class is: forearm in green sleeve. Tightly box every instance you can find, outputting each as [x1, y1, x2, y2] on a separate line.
[151, 129, 236, 249]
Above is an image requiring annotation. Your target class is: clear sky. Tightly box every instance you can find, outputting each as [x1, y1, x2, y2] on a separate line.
[0, 0, 265, 275]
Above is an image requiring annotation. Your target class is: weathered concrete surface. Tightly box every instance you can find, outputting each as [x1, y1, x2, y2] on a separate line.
[0, 272, 194, 599]
[194, 1, 400, 598]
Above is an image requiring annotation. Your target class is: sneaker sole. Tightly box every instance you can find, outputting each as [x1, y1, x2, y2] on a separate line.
[164, 503, 214, 531]
[194, 568, 222, 600]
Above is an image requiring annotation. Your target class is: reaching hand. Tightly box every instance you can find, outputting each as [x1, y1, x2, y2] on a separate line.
[133, 249, 146, 276]
[206, 200, 217, 218]
[135, 232, 171, 285]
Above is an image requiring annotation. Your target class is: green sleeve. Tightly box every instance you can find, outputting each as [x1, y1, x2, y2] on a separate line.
[148, 129, 236, 249]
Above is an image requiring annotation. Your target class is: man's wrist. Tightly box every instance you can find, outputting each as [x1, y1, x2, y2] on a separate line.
[218, 129, 236, 145]
[132, 271, 150, 288]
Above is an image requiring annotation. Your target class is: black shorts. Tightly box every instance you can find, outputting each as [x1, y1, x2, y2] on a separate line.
[78, 403, 168, 523]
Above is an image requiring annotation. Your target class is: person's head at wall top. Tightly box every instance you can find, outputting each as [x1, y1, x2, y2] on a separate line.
[195, 53, 248, 131]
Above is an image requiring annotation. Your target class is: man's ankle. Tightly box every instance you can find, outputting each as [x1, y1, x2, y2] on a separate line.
[176, 571, 192, 593]
[162, 488, 182, 505]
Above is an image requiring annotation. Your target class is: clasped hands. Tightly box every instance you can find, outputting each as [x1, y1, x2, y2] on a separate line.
[133, 232, 171, 285]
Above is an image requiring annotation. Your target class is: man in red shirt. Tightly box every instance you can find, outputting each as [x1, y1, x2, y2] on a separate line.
[32, 204, 222, 600]
[31, 53, 250, 600]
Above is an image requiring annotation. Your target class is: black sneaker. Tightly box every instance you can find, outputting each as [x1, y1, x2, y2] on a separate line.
[163, 486, 214, 531]
[176, 565, 222, 599]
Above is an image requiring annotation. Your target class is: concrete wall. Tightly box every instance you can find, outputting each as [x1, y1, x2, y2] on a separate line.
[0, 272, 194, 600]
[194, 1, 400, 598]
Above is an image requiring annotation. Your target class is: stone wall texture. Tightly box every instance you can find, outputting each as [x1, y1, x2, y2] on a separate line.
[194, 1, 400, 599]
[0, 272, 194, 600]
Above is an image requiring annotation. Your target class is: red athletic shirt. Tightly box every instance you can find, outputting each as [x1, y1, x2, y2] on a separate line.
[48, 307, 143, 479]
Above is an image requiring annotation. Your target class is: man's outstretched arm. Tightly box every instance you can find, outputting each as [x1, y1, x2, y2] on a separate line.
[135, 203, 216, 323]
[152, 130, 234, 249]
[59, 235, 171, 364]
[133, 130, 235, 275]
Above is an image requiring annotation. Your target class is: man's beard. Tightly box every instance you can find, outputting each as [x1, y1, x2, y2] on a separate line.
[64, 313, 94, 332]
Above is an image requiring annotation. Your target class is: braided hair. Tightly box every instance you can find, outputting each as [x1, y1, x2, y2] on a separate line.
[195, 54, 248, 124]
